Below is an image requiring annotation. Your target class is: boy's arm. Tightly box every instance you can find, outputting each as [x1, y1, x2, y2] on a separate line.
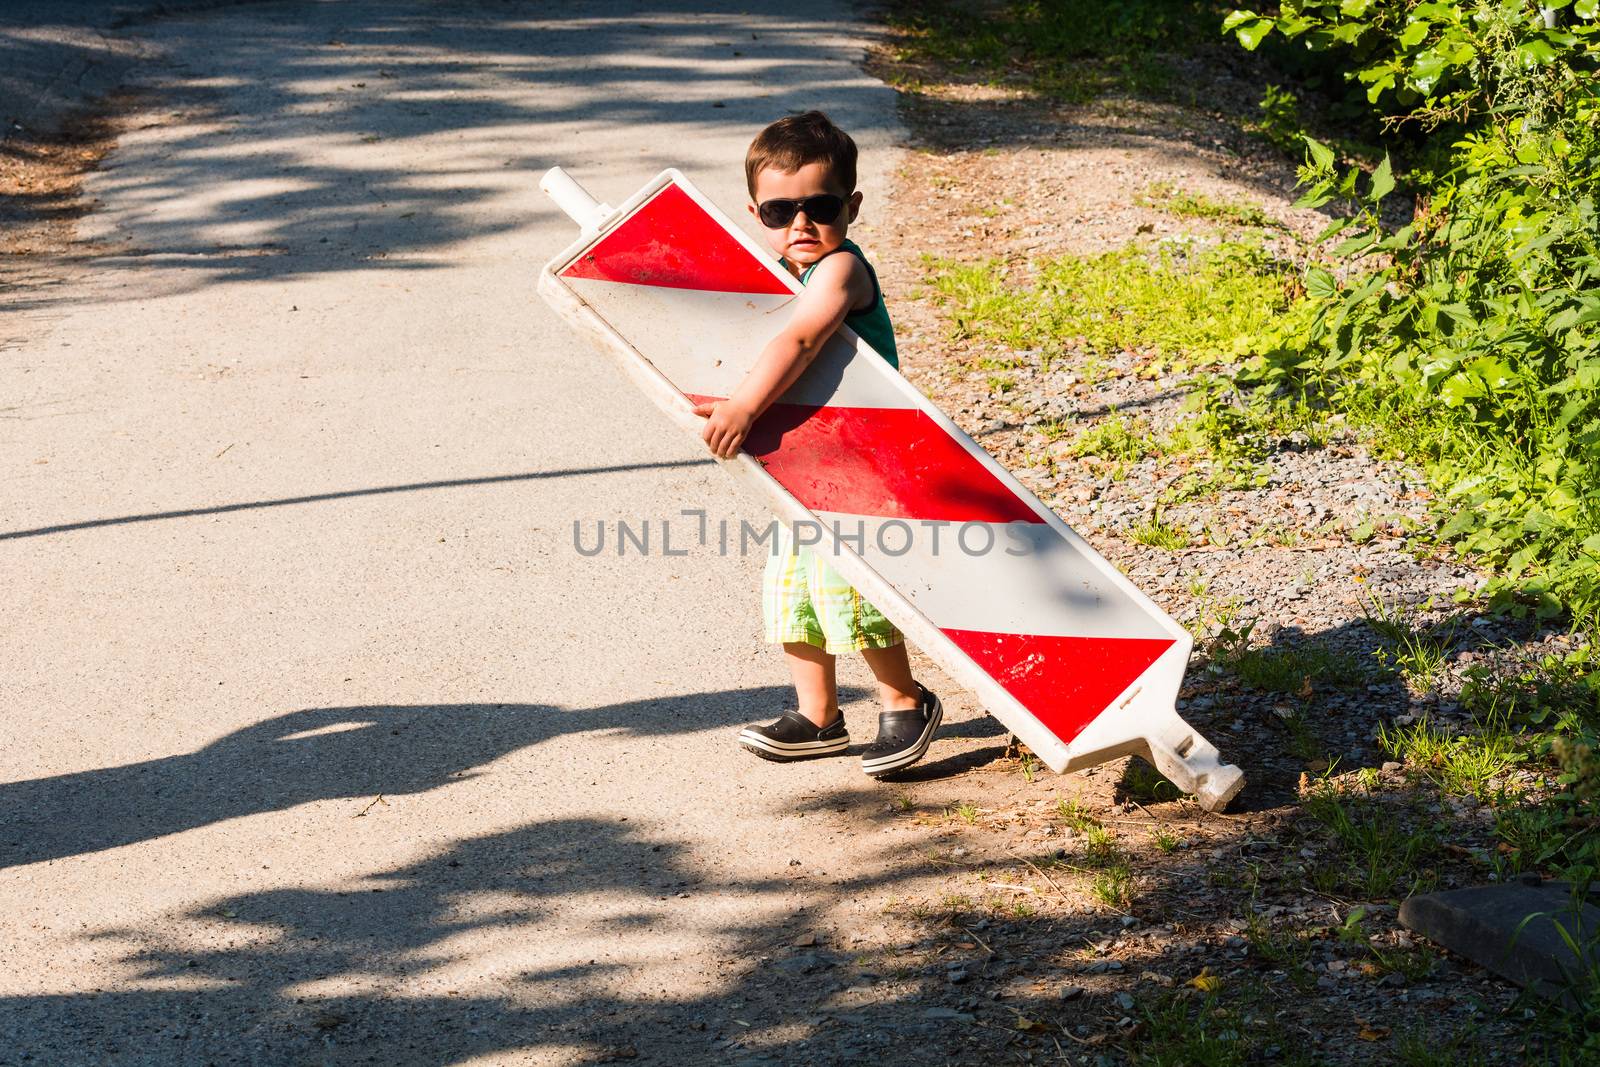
[693, 253, 873, 459]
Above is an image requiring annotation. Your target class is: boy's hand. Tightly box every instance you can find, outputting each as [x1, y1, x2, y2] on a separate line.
[692, 398, 757, 459]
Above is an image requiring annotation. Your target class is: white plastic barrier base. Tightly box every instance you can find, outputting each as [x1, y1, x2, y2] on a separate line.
[537, 167, 1244, 811]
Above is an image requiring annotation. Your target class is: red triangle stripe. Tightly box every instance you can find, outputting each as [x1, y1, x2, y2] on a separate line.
[560, 184, 792, 296]
[684, 397, 1044, 525]
[941, 629, 1175, 744]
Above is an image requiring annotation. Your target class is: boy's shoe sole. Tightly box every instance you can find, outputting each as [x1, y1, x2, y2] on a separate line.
[738, 709, 850, 762]
[861, 686, 943, 778]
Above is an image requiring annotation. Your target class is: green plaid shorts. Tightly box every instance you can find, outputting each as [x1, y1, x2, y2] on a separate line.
[762, 521, 903, 655]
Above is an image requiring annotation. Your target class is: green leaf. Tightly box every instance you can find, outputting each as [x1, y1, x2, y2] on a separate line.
[1440, 372, 1480, 407]
[1577, 0, 1598, 18]
[1305, 267, 1338, 299]
[1339, 0, 1374, 15]
[1398, 20, 1431, 48]
[1368, 154, 1394, 203]
[1408, 49, 1449, 95]
[1221, 9, 1262, 32]
[1518, 39, 1559, 65]
[1304, 137, 1335, 169]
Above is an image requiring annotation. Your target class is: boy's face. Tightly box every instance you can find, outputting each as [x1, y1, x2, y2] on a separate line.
[748, 160, 863, 268]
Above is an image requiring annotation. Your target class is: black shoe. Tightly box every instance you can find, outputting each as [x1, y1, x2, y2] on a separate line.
[861, 683, 942, 778]
[738, 710, 850, 762]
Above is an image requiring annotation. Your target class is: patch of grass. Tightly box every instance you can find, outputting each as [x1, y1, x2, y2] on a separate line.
[1130, 510, 1194, 551]
[1068, 410, 1152, 464]
[1302, 781, 1440, 901]
[1133, 986, 1308, 1066]
[1275, 708, 1327, 764]
[1123, 759, 1183, 803]
[1131, 517, 1204, 560]
[886, 0, 1237, 104]
[949, 801, 980, 826]
[926, 240, 1293, 373]
[1378, 716, 1526, 801]
[985, 373, 1016, 395]
[1037, 416, 1075, 442]
[1160, 459, 1269, 505]
[1090, 864, 1133, 909]
[1019, 752, 1040, 783]
[1363, 594, 1460, 693]
[1252, 84, 1307, 155]
[1056, 797, 1099, 833]
[1083, 824, 1120, 866]
[1245, 910, 1313, 970]
[1152, 826, 1182, 852]
[1140, 181, 1275, 229]
[1393, 1027, 1491, 1067]
[892, 789, 915, 812]
[1212, 622, 1369, 694]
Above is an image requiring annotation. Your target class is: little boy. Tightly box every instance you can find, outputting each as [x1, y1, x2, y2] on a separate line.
[691, 111, 942, 778]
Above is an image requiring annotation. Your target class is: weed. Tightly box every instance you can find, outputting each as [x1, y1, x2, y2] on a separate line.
[1056, 797, 1099, 832]
[926, 240, 1293, 373]
[950, 801, 980, 826]
[1038, 416, 1074, 442]
[985, 373, 1015, 395]
[1378, 716, 1525, 801]
[1275, 708, 1327, 764]
[1019, 753, 1039, 783]
[1303, 783, 1440, 900]
[1130, 510, 1194, 550]
[1245, 910, 1312, 969]
[1253, 84, 1306, 155]
[1069, 410, 1152, 464]
[892, 790, 915, 812]
[1140, 180, 1275, 228]
[1212, 623, 1369, 693]
[1152, 826, 1182, 852]
[886, 0, 1239, 105]
[1090, 864, 1133, 909]
[1394, 1028, 1490, 1067]
[1123, 758, 1183, 802]
[1134, 986, 1291, 1066]
[1363, 594, 1460, 692]
[1083, 824, 1121, 866]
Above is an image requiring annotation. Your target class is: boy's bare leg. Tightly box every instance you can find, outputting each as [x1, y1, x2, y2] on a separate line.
[861, 642, 920, 712]
[783, 642, 840, 727]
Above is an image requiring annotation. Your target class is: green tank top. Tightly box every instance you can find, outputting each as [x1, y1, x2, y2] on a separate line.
[797, 239, 899, 369]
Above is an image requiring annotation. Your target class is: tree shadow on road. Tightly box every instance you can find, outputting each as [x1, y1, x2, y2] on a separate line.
[0, 801, 1263, 1066]
[3, 0, 902, 314]
[0, 685, 809, 870]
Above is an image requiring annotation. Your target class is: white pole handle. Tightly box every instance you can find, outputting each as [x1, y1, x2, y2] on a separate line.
[541, 167, 613, 235]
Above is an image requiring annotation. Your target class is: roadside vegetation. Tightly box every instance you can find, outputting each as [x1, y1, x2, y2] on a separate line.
[880, 0, 1600, 1062]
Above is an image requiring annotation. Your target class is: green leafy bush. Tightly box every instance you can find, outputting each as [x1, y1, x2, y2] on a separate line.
[1213, 2, 1600, 639]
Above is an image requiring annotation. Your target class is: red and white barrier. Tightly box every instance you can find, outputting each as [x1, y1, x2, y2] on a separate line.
[539, 168, 1244, 810]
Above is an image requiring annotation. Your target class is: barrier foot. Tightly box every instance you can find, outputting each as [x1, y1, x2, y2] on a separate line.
[1143, 718, 1246, 812]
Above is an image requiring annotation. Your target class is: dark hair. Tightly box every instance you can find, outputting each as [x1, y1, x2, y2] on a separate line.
[744, 111, 857, 198]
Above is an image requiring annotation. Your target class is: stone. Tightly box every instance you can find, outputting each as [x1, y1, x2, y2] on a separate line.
[1058, 985, 1085, 1001]
[773, 952, 833, 976]
[1399, 878, 1600, 1006]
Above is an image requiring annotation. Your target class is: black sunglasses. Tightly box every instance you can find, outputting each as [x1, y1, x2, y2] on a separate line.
[756, 194, 845, 228]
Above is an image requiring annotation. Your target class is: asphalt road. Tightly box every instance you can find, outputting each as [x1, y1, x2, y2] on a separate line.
[0, 3, 1002, 1063]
